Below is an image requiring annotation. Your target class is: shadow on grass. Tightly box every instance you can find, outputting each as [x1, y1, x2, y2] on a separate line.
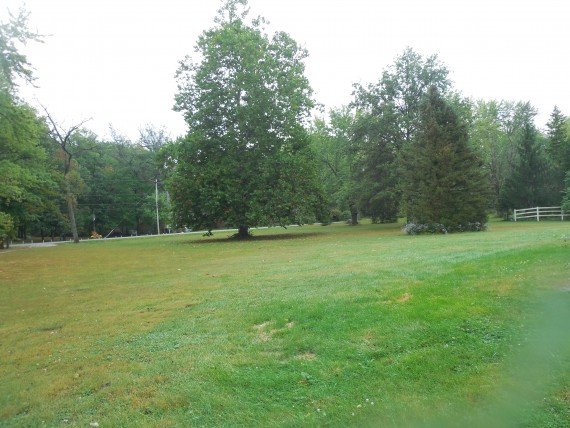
[187, 232, 323, 244]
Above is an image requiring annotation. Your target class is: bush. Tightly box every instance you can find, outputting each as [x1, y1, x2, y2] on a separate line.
[402, 222, 447, 235]
[402, 222, 486, 235]
[328, 209, 351, 222]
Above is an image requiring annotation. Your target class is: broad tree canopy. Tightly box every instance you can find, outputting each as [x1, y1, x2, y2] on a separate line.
[169, 0, 323, 237]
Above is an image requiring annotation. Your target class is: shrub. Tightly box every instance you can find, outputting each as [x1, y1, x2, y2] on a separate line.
[403, 221, 486, 235]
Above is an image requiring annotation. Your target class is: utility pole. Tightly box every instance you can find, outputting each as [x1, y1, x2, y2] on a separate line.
[155, 179, 160, 235]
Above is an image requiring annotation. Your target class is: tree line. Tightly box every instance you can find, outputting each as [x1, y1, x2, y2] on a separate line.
[165, 0, 570, 237]
[2, 1, 570, 246]
[311, 48, 570, 228]
[1, 9, 171, 247]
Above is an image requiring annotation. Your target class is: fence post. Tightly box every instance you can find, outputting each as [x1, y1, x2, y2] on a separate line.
[536, 207, 540, 221]
[514, 209, 517, 222]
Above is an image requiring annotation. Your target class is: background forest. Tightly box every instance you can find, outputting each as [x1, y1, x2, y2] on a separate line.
[2, 7, 570, 247]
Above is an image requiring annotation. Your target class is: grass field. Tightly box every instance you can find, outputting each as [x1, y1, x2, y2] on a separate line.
[0, 220, 569, 427]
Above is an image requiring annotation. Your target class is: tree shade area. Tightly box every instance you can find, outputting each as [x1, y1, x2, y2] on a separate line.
[2, 0, 570, 246]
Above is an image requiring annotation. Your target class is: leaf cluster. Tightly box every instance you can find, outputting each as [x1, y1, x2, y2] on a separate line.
[0, 7, 42, 92]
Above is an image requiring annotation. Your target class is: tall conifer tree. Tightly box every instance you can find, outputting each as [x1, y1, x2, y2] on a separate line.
[500, 122, 553, 211]
[545, 106, 570, 196]
[400, 87, 489, 232]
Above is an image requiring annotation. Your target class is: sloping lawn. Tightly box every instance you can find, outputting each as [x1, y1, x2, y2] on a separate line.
[0, 220, 568, 427]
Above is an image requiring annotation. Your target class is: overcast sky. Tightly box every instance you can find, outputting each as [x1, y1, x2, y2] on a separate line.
[4, 0, 570, 140]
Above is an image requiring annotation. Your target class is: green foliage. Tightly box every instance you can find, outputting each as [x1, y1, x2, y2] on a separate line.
[0, 211, 15, 247]
[499, 120, 555, 211]
[350, 48, 452, 222]
[0, 90, 57, 239]
[0, 94, 46, 198]
[400, 87, 489, 232]
[0, 7, 42, 92]
[74, 130, 168, 236]
[309, 108, 358, 224]
[546, 106, 570, 172]
[469, 100, 512, 212]
[352, 47, 452, 148]
[470, 100, 561, 216]
[170, 1, 323, 236]
[351, 108, 400, 223]
[2, 4, 568, 246]
[545, 106, 570, 199]
[562, 171, 570, 211]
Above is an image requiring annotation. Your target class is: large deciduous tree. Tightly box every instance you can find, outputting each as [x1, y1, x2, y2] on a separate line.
[400, 87, 489, 232]
[169, 0, 323, 237]
[0, 94, 47, 241]
[42, 106, 91, 243]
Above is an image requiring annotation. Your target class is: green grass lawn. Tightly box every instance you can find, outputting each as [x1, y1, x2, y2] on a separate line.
[0, 220, 569, 427]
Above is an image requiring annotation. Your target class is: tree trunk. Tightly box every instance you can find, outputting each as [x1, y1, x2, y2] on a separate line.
[349, 201, 359, 225]
[236, 225, 250, 239]
[67, 196, 79, 243]
[351, 210, 358, 225]
[62, 156, 80, 243]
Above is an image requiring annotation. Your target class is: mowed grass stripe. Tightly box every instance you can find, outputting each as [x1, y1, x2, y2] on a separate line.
[0, 220, 568, 427]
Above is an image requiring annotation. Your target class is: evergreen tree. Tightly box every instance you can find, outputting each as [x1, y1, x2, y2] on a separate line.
[351, 108, 400, 223]
[545, 106, 570, 197]
[351, 48, 452, 222]
[400, 87, 489, 232]
[499, 122, 554, 211]
[563, 172, 570, 212]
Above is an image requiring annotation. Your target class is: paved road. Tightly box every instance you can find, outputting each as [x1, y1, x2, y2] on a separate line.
[7, 230, 216, 248]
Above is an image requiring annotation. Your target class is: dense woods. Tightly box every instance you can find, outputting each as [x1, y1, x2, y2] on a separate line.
[2, 2, 570, 246]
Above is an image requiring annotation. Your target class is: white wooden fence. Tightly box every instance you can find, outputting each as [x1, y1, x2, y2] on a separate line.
[513, 206, 568, 221]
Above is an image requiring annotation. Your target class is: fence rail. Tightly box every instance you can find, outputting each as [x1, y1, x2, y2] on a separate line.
[513, 206, 568, 221]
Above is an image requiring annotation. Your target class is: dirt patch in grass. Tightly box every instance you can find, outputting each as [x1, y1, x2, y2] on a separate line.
[253, 320, 295, 343]
[295, 351, 317, 361]
[253, 321, 276, 343]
